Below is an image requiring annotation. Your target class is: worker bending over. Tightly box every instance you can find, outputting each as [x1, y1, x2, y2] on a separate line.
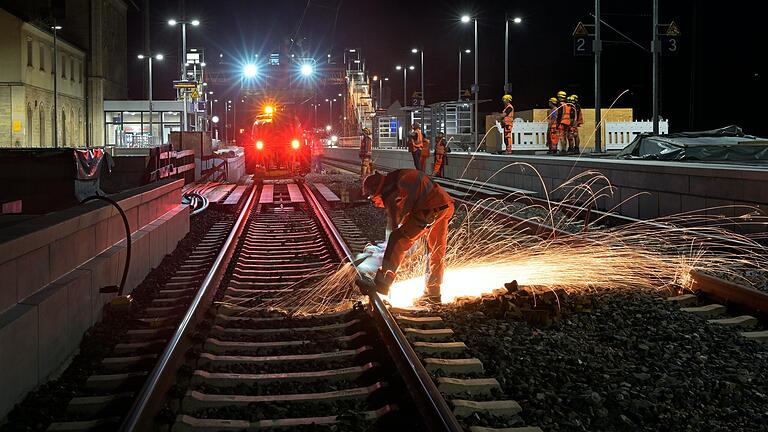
[359, 169, 454, 305]
[501, 94, 515, 154]
[359, 127, 373, 180]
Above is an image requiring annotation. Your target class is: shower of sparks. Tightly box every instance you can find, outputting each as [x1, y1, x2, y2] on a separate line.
[239, 170, 768, 316]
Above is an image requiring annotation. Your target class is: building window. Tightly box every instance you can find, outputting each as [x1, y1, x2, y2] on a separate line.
[70, 58, 75, 81]
[39, 106, 46, 146]
[26, 105, 33, 145]
[61, 55, 66, 78]
[39, 45, 45, 71]
[26, 39, 33, 67]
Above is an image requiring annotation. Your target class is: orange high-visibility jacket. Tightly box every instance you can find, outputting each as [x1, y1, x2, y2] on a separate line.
[380, 169, 453, 230]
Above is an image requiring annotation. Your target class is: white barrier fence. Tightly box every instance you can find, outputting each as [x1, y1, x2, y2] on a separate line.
[508, 118, 669, 151]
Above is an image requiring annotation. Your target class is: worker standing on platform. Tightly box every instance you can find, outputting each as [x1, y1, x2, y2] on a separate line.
[547, 97, 559, 154]
[359, 127, 373, 180]
[556, 90, 573, 154]
[311, 135, 325, 173]
[501, 94, 515, 154]
[358, 169, 455, 305]
[420, 135, 430, 173]
[432, 132, 449, 177]
[568, 94, 582, 154]
[407, 123, 424, 170]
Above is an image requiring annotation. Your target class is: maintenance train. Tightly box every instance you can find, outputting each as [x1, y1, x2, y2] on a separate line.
[244, 104, 311, 176]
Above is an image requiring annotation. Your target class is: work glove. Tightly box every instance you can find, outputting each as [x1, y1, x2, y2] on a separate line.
[355, 269, 395, 296]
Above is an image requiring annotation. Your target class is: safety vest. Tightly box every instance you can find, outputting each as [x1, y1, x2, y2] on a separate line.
[559, 103, 573, 126]
[381, 169, 453, 217]
[502, 104, 514, 127]
[359, 136, 372, 158]
[408, 129, 424, 152]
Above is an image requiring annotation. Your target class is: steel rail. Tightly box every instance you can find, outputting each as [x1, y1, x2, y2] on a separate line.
[119, 185, 258, 431]
[300, 181, 464, 432]
[690, 270, 768, 317]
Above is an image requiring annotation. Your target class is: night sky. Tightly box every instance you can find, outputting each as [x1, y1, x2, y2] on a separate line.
[127, 0, 765, 136]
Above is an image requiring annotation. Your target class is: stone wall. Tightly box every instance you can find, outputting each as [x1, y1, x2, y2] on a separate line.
[0, 179, 189, 419]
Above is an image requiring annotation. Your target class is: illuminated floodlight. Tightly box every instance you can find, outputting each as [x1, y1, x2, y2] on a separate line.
[191, 19, 200, 26]
[409, 65, 415, 70]
[243, 63, 257, 78]
[513, 17, 522, 24]
[256, 140, 264, 150]
[330, 135, 338, 143]
[325, 125, 332, 132]
[465, 49, 471, 53]
[137, 54, 145, 59]
[372, 75, 378, 81]
[211, 115, 219, 123]
[155, 54, 164, 60]
[300, 63, 314, 76]
[461, 15, 471, 23]
[167, 19, 177, 25]
[411, 48, 418, 53]
[291, 139, 300, 149]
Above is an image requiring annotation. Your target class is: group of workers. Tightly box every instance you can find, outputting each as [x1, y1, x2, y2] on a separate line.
[499, 91, 582, 155]
[547, 91, 583, 154]
[359, 123, 450, 181]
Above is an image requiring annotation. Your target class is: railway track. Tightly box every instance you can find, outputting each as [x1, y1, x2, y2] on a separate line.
[0, 179, 472, 431]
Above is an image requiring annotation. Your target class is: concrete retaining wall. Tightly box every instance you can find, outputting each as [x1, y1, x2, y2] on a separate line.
[326, 147, 768, 219]
[0, 179, 189, 419]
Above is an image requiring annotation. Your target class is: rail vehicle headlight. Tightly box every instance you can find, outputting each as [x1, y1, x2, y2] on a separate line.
[291, 139, 300, 150]
[256, 140, 264, 150]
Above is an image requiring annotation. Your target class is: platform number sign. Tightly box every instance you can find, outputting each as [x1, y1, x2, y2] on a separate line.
[573, 22, 593, 56]
[660, 21, 681, 55]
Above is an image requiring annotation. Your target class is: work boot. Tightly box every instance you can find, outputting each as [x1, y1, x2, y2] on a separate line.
[415, 293, 442, 307]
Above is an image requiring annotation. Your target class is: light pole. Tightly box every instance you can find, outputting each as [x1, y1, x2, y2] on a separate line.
[225, 100, 231, 144]
[504, 16, 522, 93]
[207, 91, 214, 131]
[458, 49, 471, 100]
[594, 0, 602, 152]
[325, 98, 336, 128]
[461, 15, 479, 148]
[395, 65, 415, 106]
[411, 48, 425, 105]
[167, 18, 200, 79]
[52, 24, 61, 148]
[137, 54, 164, 145]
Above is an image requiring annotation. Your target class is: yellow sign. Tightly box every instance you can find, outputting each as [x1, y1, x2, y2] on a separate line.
[12, 120, 21, 132]
[191, 90, 199, 100]
[666, 21, 681, 36]
[573, 22, 589, 36]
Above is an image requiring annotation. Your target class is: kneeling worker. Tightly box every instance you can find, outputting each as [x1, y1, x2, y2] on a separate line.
[358, 170, 454, 304]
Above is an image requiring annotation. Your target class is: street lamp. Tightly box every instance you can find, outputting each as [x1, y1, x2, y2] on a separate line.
[51, 25, 62, 148]
[325, 98, 337, 128]
[461, 14, 479, 148]
[505, 16, 523, 93]
[395, 65, 415, 106]
[137, 53, 163, 145]
[243, 63, 258, 78]
[411, 48, 425, 106]
[458, 49, 471, 100]
[168, 18, 200, 79]
[300, 63, 314, 76]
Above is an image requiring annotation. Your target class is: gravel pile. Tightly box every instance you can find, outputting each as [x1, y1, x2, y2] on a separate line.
[436, 290, 768, 432]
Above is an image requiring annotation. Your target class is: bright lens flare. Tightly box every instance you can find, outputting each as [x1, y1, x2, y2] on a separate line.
[256, 140, 264, 150]
[264, 105, 274, 114]
[291, 139, 300, 149]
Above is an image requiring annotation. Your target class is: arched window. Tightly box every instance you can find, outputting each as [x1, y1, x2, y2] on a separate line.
[26, 105, 33, 147]
[62, 109, 67, 147]
[39, 105, 46, 147]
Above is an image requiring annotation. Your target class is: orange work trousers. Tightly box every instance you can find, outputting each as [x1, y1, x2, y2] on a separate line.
[382, 202, 454, 296]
